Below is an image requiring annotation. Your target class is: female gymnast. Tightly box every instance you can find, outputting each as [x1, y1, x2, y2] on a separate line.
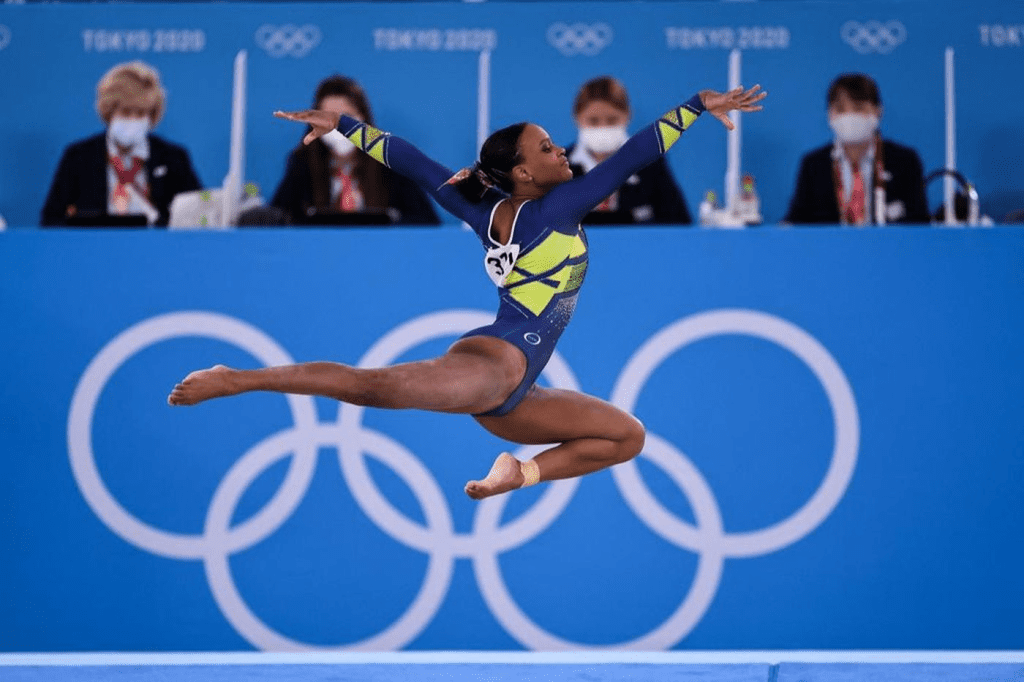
[168, 84, 766, 499]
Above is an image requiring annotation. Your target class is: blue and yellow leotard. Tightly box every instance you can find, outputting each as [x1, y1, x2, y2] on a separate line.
[334, 94, 705, 415]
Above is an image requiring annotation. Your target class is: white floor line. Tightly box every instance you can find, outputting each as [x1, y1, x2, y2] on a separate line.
[1, 651, 1023, 667]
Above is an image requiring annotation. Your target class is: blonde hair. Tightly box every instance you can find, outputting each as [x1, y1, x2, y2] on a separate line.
[95, 61, 166, 126]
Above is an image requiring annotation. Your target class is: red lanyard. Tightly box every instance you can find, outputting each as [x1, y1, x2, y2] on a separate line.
[832, 135, 885, 225]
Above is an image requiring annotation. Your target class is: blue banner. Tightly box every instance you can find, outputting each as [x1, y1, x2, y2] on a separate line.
[2, 227, 1023, 651]
[1, 0, 1023, 227]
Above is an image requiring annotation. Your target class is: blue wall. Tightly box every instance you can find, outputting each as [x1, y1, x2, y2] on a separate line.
[2, 227, 1023, 651]
[0, 0, 1022, 227]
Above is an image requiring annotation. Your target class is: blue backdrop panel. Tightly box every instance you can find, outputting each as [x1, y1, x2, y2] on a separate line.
[1, 227, 1023, 651]
[0, 0, 1022, 227]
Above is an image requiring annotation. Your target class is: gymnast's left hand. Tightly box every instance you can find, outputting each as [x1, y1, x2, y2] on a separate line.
[273, 109, 342, 145]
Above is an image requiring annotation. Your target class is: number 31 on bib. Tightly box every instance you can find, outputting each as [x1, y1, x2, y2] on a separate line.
[484, 243, 520, 287]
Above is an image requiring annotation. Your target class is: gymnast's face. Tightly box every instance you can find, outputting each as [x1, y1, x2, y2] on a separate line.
[513, 124, 573, 190]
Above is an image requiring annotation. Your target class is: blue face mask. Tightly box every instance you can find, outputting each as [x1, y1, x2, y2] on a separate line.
[108, 116, 150, 148]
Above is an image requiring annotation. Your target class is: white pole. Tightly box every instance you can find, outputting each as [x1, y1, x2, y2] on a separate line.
[944, 47, 956, 226]
[458, 49, 492, 231]
[222, 49, 247, 227]
[477, 49, 491, 156]
[725, 49, 741, 215]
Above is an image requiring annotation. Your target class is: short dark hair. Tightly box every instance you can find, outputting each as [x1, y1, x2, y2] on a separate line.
[827, 73, 882, 108]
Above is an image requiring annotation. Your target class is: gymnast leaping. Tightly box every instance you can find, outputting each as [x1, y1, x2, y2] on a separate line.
[168, 84, 766, 499]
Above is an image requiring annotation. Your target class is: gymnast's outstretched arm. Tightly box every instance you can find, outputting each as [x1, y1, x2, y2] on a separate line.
[539, 86, 765, 227]
[273, 109, 494, 226]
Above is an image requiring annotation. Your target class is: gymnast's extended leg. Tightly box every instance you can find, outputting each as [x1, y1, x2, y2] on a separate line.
[465, 387, 646, 499]
[166, 336, 526, 415]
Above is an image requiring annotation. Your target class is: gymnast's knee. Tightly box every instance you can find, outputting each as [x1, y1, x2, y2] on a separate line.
[614, 415, 646, 464]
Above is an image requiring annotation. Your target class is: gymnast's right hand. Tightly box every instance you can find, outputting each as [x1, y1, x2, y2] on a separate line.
[273, 109, 342, 145]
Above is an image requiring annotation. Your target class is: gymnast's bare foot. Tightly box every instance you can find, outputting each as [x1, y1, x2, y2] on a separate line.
[464, 452, 526, 500]
[167, 365, 237, 406]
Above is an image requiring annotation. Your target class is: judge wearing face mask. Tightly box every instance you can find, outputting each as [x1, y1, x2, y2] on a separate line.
[565, 76, 692, 225]
[270, 75, 440, 226]
[784, 73, 929, 226]
[41, 61, 202, 227]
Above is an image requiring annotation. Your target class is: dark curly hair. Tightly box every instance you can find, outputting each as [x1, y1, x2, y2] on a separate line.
[454, 122, 529, 202]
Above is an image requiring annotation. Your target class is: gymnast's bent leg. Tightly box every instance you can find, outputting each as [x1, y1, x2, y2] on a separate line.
[167, 336, 527, 416]
[466, 386, 646, 499]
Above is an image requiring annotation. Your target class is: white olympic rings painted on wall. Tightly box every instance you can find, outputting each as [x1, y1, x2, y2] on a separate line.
[546, 22, 613, 56]
[68, 312, 319, 560]
[611, 310, 859, 558]
[0, 25, 12, 51]
[68, 307, 859, 650]
[254, 24, 322, 58]
[840, 20, 907, 54]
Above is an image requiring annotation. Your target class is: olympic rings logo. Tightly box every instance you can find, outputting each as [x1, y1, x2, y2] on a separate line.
[840, 20, 907, 54]
[546, 22, 613, 56]
[254, 24, 321, 58]
[0, 25, 11, 51]
[68, 308, 858, 650]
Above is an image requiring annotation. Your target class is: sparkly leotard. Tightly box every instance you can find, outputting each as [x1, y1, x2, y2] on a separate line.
[335, 94, 705, 415]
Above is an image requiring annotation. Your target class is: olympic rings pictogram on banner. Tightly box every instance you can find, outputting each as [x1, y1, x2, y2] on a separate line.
[0, 25, 12, 51]
[840, 20, 907, 54]
[254, 24, 322, 58]
[68, 307, 859, 651]
[546, 22, 613, 56]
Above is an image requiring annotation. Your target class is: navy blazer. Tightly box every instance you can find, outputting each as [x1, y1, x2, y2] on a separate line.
[565, 143, 692, 226]
[41, 132, 201, 227]
[784, 139, 930, 225]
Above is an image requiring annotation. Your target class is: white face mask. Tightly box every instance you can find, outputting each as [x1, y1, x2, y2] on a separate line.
[578, 125, 629, 155]
[108, 116, 150, 148]
[322, 131, 357, 156]
[829, 113, 879, 144]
